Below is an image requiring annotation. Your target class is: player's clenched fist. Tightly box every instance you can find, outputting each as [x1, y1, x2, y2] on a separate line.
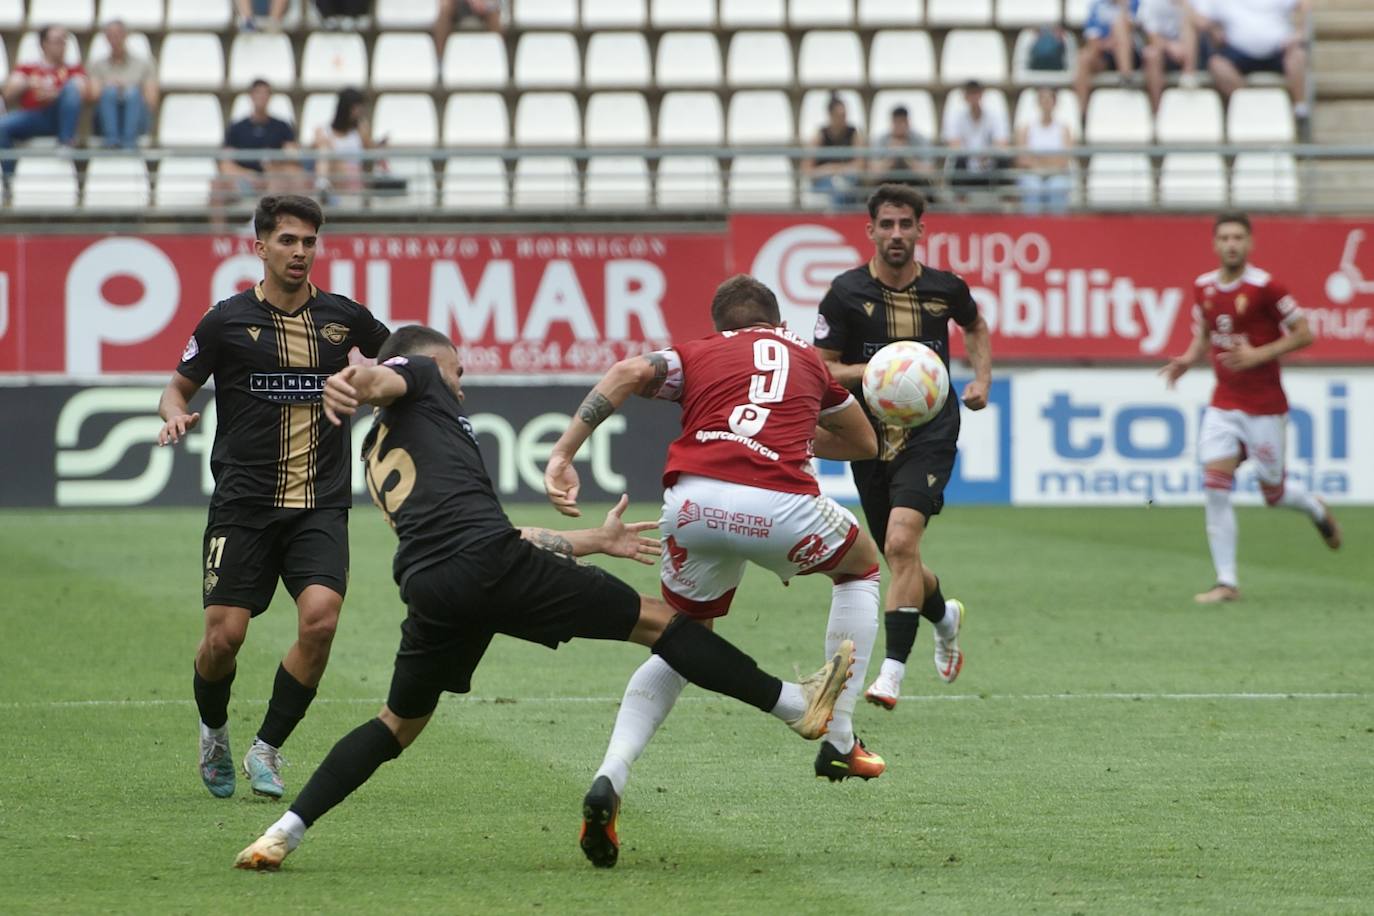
[323, 365, 362, 426]
[158, 411, 201, 445]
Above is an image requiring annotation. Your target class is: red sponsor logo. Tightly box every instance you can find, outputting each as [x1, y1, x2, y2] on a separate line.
[665, 534, 688, 573]
[676, 498, 701, 527]
[787, 533, 828, 568]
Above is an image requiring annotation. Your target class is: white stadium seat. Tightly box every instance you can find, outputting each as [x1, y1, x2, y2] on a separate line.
[799, 89, 866, 142]
[1231, 152, 1298, 206]
[27, 0, 94, 30]
[1063, 0, 1089, 24]
[88, 31, 152, 67]
[656, 32, 722, 88]
[726, 31, 793, 87]
[651, 0, 714, 27]
[159, 33, 224, 91]
[154, 157, 217, 209]
[940, 86, 1009, 140]
[657, 91, 724, 145]
[0, 42, 8, 83]
[376, 0, 438, 28]
[798, 31, 865, 88]
[728, 155, 794, 207]
[586, 92, 651, 146]
[97, 0, 163, 28]
[513, 155, 580, 209]
[871, 89, 938, 142]
[513, 32, 580, 89]
[790, 0, 853, 26]
[940, 30, 1008, 85]
[1159, 152, 1226, 208]
[166, 0, 232, 28]
[1227, 88, 1294, 143]
[656, 155, 723, 208]
[157, 94, 224, 146]
[858, 0, 922, 25]
[442, 156, 508, 209]
[300, 33, 368, 91]
[83, 156, 149, 209]
[229, 91, 296, 125]
[584, 156, 651, 208]
[1084, 87, 1152, 143]
[583, 0, 645, 27]
[997, 0, 1060, 26]
[16, 31, 80, 67]
[371, 156, 436, 209]
[720, 0, 785, 26]
[373, 92, 439, 145]
[927, 0, 991, 26]
[1156, 88, 1223, 144]
[0, 0, 23, 28]
[513, 0, 577, 27]
[585, 33, 651, 89]
[727, 91, 794, 144]
[299, 92, 338, 141]
[442, 34, 507, 89]
[228, 33, 296, 90]
[1013, 87, 1080, 140]
[443, 93, 509, 146]
[1011, 27, 1077, 84]
[1086, 153, 1153, 206]
[513, 91, 581, 145]
[11, 157, 78, 210]
[371, 33, 438, 91]
[870, 30, 936, 86]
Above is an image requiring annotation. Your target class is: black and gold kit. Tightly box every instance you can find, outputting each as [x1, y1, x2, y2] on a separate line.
[178, 283, 390, 613]
[363, 355, 639, 717]
[815, 260, 980, 537]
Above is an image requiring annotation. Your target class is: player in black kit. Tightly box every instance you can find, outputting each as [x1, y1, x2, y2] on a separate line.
[157, 195, 390, 800]
[234, 324, 855, 871]
[814, 184, 992, 709]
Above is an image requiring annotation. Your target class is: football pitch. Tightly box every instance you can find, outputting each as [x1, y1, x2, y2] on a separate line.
[2, 504, 1371, 914]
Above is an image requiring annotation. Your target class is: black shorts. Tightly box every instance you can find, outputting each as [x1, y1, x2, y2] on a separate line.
[852, 407, 959, 551]
[201, 506, 349, 615]
[1217, 44, 1285, 75]
[386, 532, 641, 719]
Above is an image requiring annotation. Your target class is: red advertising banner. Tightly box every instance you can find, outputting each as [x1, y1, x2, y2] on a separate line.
[1, 232, 723, 374]
[728, 214, 1374, 362]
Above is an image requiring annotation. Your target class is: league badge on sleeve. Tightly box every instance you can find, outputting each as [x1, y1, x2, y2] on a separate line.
[182, 336, 199, 361]
[814, 314, 831, 340]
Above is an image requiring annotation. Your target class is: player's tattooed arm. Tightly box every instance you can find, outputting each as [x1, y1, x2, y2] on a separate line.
[637, 352, 671, 398]
[520, 527, 577, 557]
[575, 391, 616, 429]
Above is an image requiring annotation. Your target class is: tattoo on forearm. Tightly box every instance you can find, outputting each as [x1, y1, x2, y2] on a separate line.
[576, 391, 615, 428]
[639, 353, 670, 397]
[533, 529, 575, 557]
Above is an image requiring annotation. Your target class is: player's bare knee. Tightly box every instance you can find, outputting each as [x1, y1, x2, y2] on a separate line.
[378, 706, 430, 750]
[298, 613, 339, 655]
[629, 598, 673, 646]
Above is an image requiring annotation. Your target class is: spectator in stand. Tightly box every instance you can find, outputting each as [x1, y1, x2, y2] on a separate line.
[1073, 0, 1140, 114]
[0, 25, 91, 176]
[236, 0, 289, 32]
[433, 0, 504, 52]
[316, 0, 372, 29]
[944, 80, 1011, 197]
[1195, 0, 1311, 137]
[870, 104, 937, 200]
[1015, 88, 1075, 214]
[88, 19, 159, 150]
[313, 87, 376, 206]
[214, 79, 305, 210]
[803, 93, 865, 208]
[1139, 0, 1201, 113]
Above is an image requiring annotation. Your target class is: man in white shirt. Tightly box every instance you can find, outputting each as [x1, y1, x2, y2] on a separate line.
[943, 80, 1011, 196]
[1197, 0, 1310, 132]
[1138, 0, 1200, 113]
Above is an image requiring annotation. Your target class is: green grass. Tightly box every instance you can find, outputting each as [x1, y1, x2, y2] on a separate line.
[2, 504, 1372, 914]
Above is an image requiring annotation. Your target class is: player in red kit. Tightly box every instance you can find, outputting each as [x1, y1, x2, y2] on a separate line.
[546, 275, 887, 868]
[1161, 212, 1341, 604]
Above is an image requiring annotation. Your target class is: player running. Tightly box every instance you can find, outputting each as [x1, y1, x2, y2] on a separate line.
[544, 275, 885, 867]
[815, 183, 993, 710]
[156, 195, 390, 800]
[1160, 211, 1341, 603]
[233, 324, 854, 871]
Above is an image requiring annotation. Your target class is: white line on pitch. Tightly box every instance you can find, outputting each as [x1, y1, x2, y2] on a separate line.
[1, 691, 1369, 710]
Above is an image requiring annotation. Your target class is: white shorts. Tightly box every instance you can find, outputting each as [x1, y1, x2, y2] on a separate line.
[1198, 407, 1286, 485]
[659, 474, 863, 619]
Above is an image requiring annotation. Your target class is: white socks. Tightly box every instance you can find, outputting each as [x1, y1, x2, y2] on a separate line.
[1272, 484, 1325, 523]
[823, 576, 880, 755]
[595, 654, 687, 797]
[267, 811, 305, 851]
[1204, 485, 1239, 588]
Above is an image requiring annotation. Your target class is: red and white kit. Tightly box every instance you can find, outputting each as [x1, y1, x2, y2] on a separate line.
[651, 326, 862, 617]
[1193, 265, 1302, 486]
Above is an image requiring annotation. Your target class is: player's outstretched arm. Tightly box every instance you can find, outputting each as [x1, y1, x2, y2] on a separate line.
[520, 495, 661, 564]
[817, 347, 866, 389]
[960, 314, 993, 410]
[545, 354, 670, 517]
[1159, 323, 1209, 387]
[814, 399, 879, 460]
[157, 373, 202, 446]
[322, 364, 407, 426]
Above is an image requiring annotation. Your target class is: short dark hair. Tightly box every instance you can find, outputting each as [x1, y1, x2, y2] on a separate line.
[964, 79, 983, 92]
[1214, 210, 1252, 234]
[867, 183, 927, 220]
[39, 24, 63, 44]
[710, 275, 781, 331]
[891, 105, 909, 118]
[250, 78, 271, 92]
[254, 195, 325, 238]
[377, 325, 454, 363]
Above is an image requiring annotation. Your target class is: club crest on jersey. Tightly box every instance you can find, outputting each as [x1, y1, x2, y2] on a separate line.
[457, 416, 476, 441]
[921, 299, 949, 317]
[862, 301, 876, 317]
[247, 326, 262, 341]
[677, 499, 701, 527]
[181, 335, 199, 361]
[1235, 294, 1249, 314]
[927, 473, 937, 487]
[320, 322, 349, 345]
[814, 314, 831, 340]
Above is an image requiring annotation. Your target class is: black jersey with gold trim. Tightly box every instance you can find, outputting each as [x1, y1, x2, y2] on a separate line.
[177, 283, 390, 509]
[814, 260, 980, 458]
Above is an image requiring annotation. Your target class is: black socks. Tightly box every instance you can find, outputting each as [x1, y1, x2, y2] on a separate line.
[651, 614, 782, 712]
[257, 663, 318, 749]
[290, 718, 402, 828]
[193, 664, 235, 729]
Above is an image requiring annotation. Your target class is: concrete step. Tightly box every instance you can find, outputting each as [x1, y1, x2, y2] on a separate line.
[1313, 39, 1374, 73]
[1314, 72, 1374, 101]
[1307, 159, 1374, 210]
[1315, 12, 1374, 38]
[1314, 0, 1374, 12]
[1314, 100, 1374, 143]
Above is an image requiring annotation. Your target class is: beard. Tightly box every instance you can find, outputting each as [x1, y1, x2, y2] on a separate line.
[881, 243, 913, 268]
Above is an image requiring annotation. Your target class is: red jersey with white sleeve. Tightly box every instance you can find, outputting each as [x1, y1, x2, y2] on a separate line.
[653, 325, 855, 496]
[1193, 264, 1302, 415]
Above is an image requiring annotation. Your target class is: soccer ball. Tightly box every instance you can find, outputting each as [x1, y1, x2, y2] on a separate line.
[861, 341, 950, 428]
